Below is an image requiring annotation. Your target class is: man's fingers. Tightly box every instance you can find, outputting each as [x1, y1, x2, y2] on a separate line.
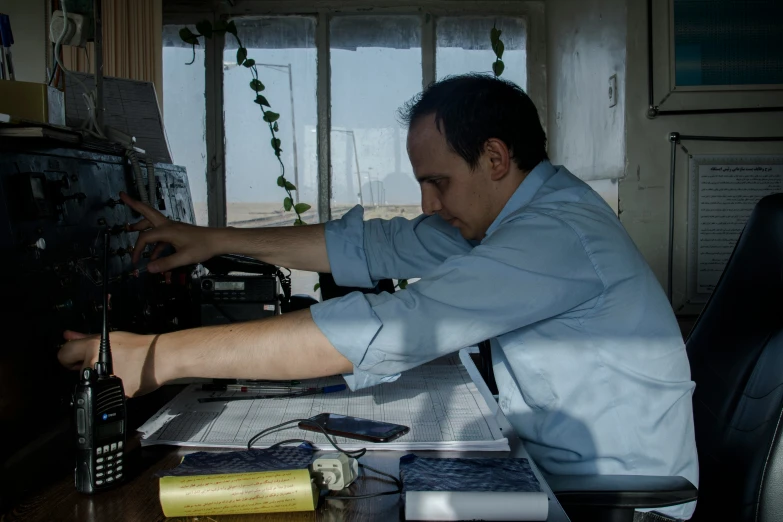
[131, 228, 166, 264]
[147, 252, 190, 274]
[128, 218, 153, 233]
[58, 340, 87, 367]
[120, 191, 167, 227]
[150, 242, 169, 261]
[63, 330, 92, 341]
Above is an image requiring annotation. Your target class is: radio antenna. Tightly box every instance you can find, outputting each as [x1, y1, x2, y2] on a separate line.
[97, 229, 112, 376]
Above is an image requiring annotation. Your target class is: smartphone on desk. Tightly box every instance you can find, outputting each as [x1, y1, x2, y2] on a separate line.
[300, 413, 410, 443]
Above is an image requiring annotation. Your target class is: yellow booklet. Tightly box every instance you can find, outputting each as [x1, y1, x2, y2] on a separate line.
[159, 469, 319, 517]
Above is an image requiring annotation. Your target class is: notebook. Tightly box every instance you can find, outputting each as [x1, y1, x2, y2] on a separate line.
[399, 454, 549, 521]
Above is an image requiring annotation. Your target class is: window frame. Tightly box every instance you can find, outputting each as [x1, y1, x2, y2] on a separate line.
[163, 1, 547, 227]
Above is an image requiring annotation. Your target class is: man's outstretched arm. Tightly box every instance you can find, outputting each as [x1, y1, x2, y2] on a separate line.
[57, 309, 352, 397]
[120, 192, 331, 274]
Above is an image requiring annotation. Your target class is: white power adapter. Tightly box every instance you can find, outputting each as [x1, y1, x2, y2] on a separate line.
[311, 453, 359, 490]
[50, 10, 91, 47]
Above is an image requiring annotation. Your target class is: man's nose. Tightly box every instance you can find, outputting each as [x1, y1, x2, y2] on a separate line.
[421, 186, 442, 216]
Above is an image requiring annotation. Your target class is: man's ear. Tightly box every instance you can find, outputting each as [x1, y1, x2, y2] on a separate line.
[484, 138, 511, 181]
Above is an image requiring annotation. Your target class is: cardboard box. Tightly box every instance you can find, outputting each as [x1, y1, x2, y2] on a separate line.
[0, 81, 66, 126]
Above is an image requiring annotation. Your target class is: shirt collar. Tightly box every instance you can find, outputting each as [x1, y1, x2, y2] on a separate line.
[483, 160, 556, 240]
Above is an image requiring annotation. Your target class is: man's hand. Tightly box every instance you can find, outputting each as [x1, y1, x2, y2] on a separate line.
[58, 330, 167, 397]
[121, 192, 223, 273]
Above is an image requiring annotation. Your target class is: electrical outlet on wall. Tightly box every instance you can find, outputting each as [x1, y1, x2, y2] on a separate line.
[608, 74, 618, 108]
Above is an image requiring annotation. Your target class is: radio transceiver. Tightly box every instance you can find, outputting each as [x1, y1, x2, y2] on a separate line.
[72, 230, 127, 493]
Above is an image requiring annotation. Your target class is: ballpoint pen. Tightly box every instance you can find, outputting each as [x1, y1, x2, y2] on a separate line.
[201, 383, 304, 392]
[197, 384, 347, 403]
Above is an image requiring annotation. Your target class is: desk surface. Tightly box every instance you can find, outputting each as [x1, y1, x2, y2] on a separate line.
[2, 353, 571, 522]
[2, 420, 571, 522]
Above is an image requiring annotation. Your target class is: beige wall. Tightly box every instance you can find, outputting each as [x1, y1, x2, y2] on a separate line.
[0, 0, 47, 83]
[621, 0, 783, 311]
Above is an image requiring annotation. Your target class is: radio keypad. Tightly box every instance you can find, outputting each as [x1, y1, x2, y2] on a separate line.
[94, 440, 124, 486]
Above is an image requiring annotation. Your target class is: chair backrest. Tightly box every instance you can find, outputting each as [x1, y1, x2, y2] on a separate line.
[686, 194, 783, 522]
[317, 272, 395, 301]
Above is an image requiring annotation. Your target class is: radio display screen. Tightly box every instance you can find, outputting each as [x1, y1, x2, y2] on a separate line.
[214, 281, 245, 291]
[97, 420, 124, 439]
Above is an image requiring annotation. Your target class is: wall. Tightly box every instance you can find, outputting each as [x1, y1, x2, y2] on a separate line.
[621, 0, 783, 311]
[546, 0, 627, 194]
[0, 0, 47, 83]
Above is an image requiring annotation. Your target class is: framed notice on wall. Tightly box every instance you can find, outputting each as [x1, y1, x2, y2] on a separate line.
[686, 155, 783, 304]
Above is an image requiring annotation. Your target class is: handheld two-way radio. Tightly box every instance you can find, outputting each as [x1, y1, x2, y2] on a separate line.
[72, 229, 127, 493]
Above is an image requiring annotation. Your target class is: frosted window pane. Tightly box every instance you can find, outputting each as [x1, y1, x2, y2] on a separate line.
[437, 17, 527, 91]
[224, 17, 318, 229]
[163, 25, 208, 225]
[224, 17, 319, 299]
[331, 16, 423, 221]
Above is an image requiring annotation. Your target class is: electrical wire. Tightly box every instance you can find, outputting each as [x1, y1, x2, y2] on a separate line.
[127, 149, 149, 204]
[52, 1, 106, 140]
[146, 158, 157, 208]
[246, 419, 402, 500]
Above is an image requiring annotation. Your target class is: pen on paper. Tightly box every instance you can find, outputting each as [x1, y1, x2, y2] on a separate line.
[197, 384, 347, 403]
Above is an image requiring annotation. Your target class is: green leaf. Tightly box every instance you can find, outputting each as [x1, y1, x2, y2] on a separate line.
[243, 58, 256, 68]
[283, 197, 292, 211]
[226, 20, 238, 36]
[492, 60, 505, 77]
[254, 94, 270, 107]
[398, 279, 409, 290]
[293, 219, 305, 226]
[213, 20, 227, 33]
[271, 137, 281, 150]
[263, 111, 280, 123]
[277, 176, 285, 187]
[284, 181, 296, 191]
[195, 20, 212, 39]
[236, 47, 247, 66]
[249, 79, 265, 92]
[490, 26, 501, 45]
[273, 122, 279, 132]
[179, 27, 199, 45]
[313, 283, 321, 292]
[493, 39, 505, 59]
[294, 203, 311, 214]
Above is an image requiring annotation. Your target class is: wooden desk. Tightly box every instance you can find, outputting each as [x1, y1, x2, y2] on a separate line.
[1, 415, 570, 522]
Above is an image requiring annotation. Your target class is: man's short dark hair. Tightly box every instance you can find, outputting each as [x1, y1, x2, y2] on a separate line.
[399, 73, 548, 172]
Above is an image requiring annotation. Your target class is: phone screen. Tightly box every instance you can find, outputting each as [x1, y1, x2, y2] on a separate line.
[302, 414, 409, 442]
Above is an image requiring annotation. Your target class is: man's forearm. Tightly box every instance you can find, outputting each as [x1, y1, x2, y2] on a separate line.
[157, 309, 352, 383]
[216, 224, 331, 273]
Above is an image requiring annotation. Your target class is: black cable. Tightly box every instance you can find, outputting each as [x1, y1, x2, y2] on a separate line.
[246, 419, 402, 500]
[247, 418, 364, 458]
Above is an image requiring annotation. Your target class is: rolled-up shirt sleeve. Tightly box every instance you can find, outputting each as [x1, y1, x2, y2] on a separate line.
[311, 214, 605, 390]
[324, 205, 473, 288]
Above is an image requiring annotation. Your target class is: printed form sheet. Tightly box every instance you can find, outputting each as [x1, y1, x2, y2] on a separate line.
[139, 353, 509, 451]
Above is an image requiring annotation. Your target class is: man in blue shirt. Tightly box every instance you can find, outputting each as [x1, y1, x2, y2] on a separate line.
[58, 74, 698, 520]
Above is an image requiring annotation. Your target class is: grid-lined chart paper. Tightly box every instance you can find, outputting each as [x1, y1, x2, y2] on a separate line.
[138, 354, 509, 451]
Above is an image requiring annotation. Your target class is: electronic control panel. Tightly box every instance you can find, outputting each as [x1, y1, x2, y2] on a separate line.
[0, 145, 198, 493]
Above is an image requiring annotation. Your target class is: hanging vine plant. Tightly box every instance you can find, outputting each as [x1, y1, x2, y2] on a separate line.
[491, 23, 505, 77]
[179, 20, 310, 226]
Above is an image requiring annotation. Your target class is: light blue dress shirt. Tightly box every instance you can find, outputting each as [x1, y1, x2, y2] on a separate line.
[310, 160, 698, 519]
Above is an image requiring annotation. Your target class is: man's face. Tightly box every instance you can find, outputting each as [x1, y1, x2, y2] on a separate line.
[407, 114, 497, 241]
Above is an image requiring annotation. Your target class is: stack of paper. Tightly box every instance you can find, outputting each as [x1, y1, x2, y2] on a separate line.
[138, 353, 509, 452]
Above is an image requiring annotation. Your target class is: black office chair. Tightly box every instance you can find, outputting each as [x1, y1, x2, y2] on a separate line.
[549, 193, 783, 522]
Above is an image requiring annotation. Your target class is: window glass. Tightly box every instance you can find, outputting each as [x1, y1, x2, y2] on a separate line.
[437, 17, 527, 91]
[224, 17, 319, 298]
[330, 16, 423, 221]
[163, 25, 208, 225]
